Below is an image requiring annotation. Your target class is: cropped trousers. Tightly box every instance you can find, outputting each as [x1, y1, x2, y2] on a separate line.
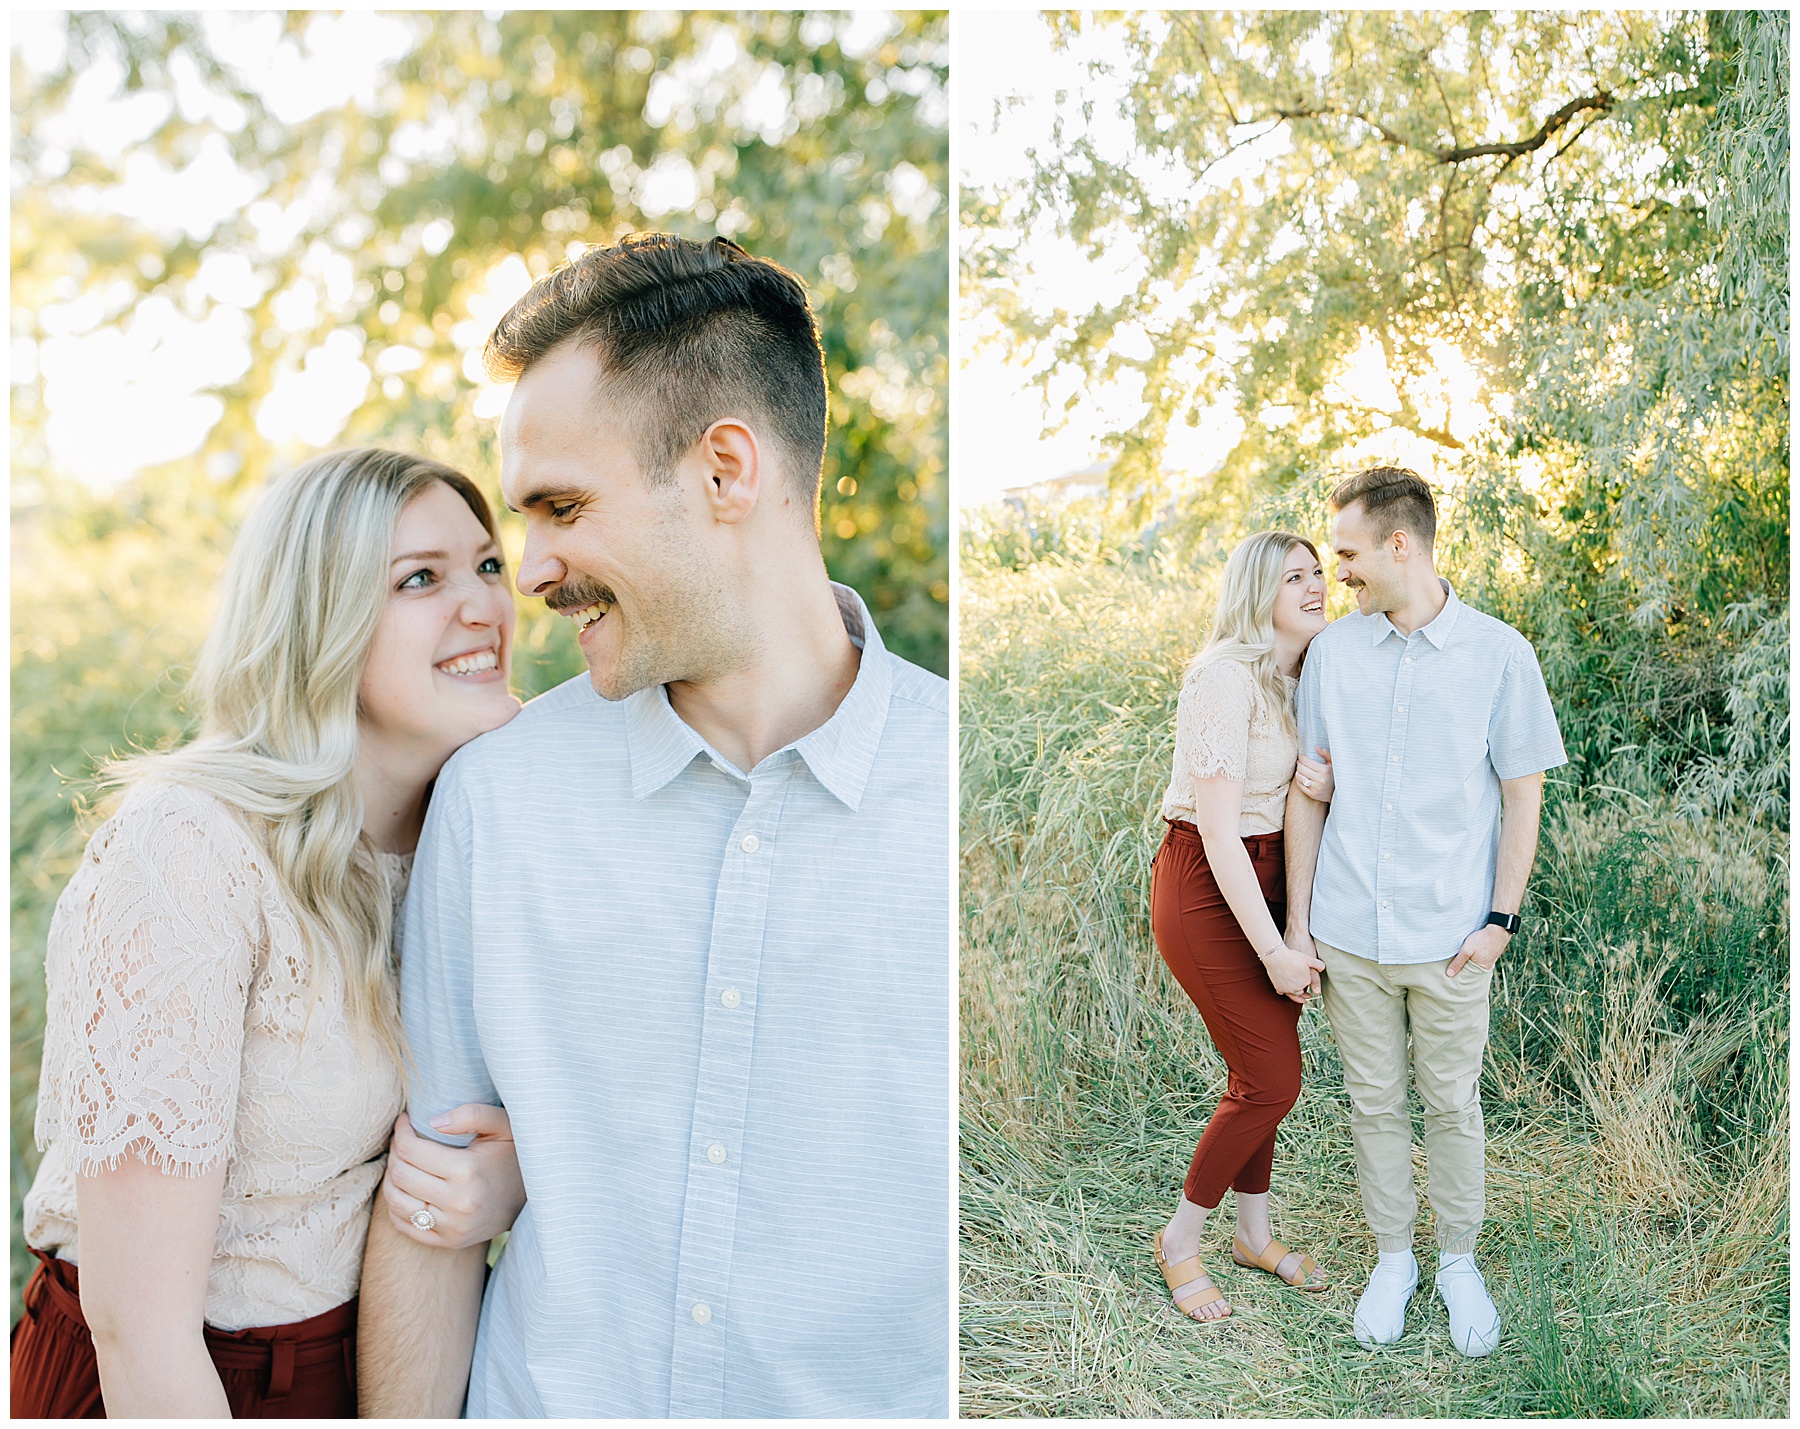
[1149, 820, 1303, 1208]
[9, 1248, 357, 1418]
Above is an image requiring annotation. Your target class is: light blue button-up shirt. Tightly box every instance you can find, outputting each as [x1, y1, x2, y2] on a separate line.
[1296, 582, 1566, 964]
[398, 586, 949, 1417]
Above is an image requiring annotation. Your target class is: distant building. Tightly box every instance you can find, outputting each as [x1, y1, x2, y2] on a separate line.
[999, 462, 1110, 511]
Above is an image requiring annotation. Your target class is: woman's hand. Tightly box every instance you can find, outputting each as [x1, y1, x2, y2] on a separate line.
[382, 1104, 525, 1251]
[1294, 747, 1333, 802]
[1258, 939, 1325, 1004]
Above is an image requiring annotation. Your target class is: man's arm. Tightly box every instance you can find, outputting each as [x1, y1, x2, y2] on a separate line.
[1446, 771, 1545, 978]
[357, 1203, 487, 1416]
[1283, 780, 1330, 996]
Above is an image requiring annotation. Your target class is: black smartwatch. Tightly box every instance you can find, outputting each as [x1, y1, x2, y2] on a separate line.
[1485, 911, 1521, 935]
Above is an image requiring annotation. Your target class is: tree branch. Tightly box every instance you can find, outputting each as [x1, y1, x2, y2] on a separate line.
[1437, 92, 1614, 163]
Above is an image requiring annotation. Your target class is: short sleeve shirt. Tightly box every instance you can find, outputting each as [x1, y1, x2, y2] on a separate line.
[399, 585, 950, 1418]
[25, 782, 406, 1330]
[1295, 583, 1567, 963]
[1159, 658, 1299, 835]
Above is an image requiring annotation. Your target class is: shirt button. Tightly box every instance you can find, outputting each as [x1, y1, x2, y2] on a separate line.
[1396, 705, 1405, 713]
[1391, 755, 1400, 763]
[1385, 803, 1393, 811]
[740, 834, 760, 853]
[1381, 900, 1390, 909]
[692, 1302, 712, 1324]
[1404, 656, 1413, 664]
[720, 987, 741, 1009]
[1383, 851, 1392, 860]
[706, 1142, 727, 1165]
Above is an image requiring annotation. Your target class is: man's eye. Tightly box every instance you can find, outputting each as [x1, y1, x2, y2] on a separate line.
[550, 502, 578, 521]
[398, 568, 434, 590]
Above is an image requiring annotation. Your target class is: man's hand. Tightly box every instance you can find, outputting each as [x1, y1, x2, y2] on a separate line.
[1446, 923, 1509, 978]
[1284, 925, 1324, 999]
[1260, 938, 1325, 1003]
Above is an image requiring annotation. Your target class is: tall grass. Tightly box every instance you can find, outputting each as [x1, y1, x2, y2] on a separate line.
[960, 549, 1788, 1418]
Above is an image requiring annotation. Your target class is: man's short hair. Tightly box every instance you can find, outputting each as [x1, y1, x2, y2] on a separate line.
[485, 233, 829, 508]
[1327, 466, 1437, 549]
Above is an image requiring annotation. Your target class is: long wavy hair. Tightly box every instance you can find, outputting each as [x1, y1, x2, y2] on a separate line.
[1187, 530, 1321, 736]
[102, 449, 501, 1064]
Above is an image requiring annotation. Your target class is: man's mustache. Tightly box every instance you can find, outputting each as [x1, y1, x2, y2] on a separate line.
[545, 580, 617, 612]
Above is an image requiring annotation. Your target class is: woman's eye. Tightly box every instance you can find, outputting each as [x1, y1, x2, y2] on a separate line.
[478, 556, 504, 575]
[398, 568, 434, 591]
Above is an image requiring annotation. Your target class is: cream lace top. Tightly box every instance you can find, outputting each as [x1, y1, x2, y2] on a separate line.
[1159, 657, 1300, 835]
[24, 782, 408, 1331]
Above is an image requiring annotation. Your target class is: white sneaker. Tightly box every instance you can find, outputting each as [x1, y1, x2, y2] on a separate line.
[1353, 1253, 1418, 1347]
[1436, 1254, 1502, 1357]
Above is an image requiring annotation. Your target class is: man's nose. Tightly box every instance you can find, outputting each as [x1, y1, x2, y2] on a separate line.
[515, 528, 564, 598]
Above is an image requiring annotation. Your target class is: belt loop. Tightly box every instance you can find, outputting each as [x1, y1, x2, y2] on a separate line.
[268, 1335, 296, 1403]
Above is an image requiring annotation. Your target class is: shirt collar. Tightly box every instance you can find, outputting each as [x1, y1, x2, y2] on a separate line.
[1369, 578, 1462, 649]
[621, 582, 893, 811]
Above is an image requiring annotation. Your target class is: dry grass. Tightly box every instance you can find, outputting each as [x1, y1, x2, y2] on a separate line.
[959, 555, 1789, 1419]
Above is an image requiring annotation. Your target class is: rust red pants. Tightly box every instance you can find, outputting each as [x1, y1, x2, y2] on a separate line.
[10, 1249, 356, 1418]
[1150, 821, 1303, 1208]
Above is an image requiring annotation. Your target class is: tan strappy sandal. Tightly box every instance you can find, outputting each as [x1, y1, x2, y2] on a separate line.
[1231, 1233, 1328, 1291]
[1153, 1228, 1231, 1320]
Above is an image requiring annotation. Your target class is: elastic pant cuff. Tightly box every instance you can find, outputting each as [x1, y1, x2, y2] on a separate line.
[1374, 1233, 1417, 1253]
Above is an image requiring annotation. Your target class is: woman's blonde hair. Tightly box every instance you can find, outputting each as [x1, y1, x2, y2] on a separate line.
[1188, 529, 1321, 734]
[104, 448, 500, 1064]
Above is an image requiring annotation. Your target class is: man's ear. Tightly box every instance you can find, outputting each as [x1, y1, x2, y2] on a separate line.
[1390, 526, 1412, 563]
[695, 418, 761, 525]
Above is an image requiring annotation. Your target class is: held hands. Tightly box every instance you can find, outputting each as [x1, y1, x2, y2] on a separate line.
[382, 1103, 526, 1250]
[1259, 931, 1325, 1004]
[1446, 923, 1510, 978]
[1294, 748, 1334, 802]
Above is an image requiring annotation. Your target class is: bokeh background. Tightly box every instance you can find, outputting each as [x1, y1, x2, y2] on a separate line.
[959, 11, 1786, 1417]
[12, 9, 947, 1317]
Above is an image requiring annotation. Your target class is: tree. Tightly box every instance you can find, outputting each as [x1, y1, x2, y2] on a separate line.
[966, 10, 1786, 819]
[12, 10, 949, 676]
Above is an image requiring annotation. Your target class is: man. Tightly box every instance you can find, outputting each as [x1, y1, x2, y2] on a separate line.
[357, 234, 949, 1416]
[1284, 466, 1565, 1358]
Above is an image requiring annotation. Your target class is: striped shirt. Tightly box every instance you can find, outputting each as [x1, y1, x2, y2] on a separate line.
[1295, 582, 1566, 965]
[399, 585, 949, 1417]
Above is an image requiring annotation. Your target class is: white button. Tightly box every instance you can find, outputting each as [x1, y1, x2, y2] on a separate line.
[691, 1302, 712, 1324]
[706, 1142, 727, 1165]
[1383, 851, 1392, 860]
[1396, 705, 1405, 713]
[740, 834, 760, 853]
[1381, 900, 1390, 909]
[1404, 656, 1413, 664]
[720, 987, 741, 1009]
[1391, 755, 1400, 763]
[1385, 803, 1393, 811]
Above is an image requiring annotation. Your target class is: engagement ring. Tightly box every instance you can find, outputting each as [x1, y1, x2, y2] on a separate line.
[411, 1205, 438, 1231]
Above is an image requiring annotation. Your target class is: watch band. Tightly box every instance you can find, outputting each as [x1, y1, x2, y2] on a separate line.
[1485, 911, 1521, 935]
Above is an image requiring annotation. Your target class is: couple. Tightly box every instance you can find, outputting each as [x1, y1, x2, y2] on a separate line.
[1149, 467, 1565, 1356]
[12, 234, 949, 1417]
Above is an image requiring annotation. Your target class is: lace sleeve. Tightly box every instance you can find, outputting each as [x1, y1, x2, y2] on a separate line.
[1178, 660, 1256, 781]
[36, 786, 263, 1177]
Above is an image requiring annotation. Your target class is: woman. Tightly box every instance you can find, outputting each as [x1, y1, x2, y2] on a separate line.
[1148, 530, 1334, 1321]
[13, 450, 530, 1415]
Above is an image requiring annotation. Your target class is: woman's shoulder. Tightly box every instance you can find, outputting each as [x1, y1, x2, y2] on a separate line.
[81, 779, 271, 902]
[1182, 655, 1257, 701]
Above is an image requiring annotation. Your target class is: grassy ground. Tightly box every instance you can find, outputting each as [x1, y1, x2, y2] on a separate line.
[959, 554, 1789, 1418]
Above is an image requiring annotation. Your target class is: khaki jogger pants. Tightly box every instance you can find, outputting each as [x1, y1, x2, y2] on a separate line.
[1316, 938, 1493, 1255]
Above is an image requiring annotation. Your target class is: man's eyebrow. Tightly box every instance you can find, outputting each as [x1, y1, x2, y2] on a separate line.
[507, 487, 581, 514]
